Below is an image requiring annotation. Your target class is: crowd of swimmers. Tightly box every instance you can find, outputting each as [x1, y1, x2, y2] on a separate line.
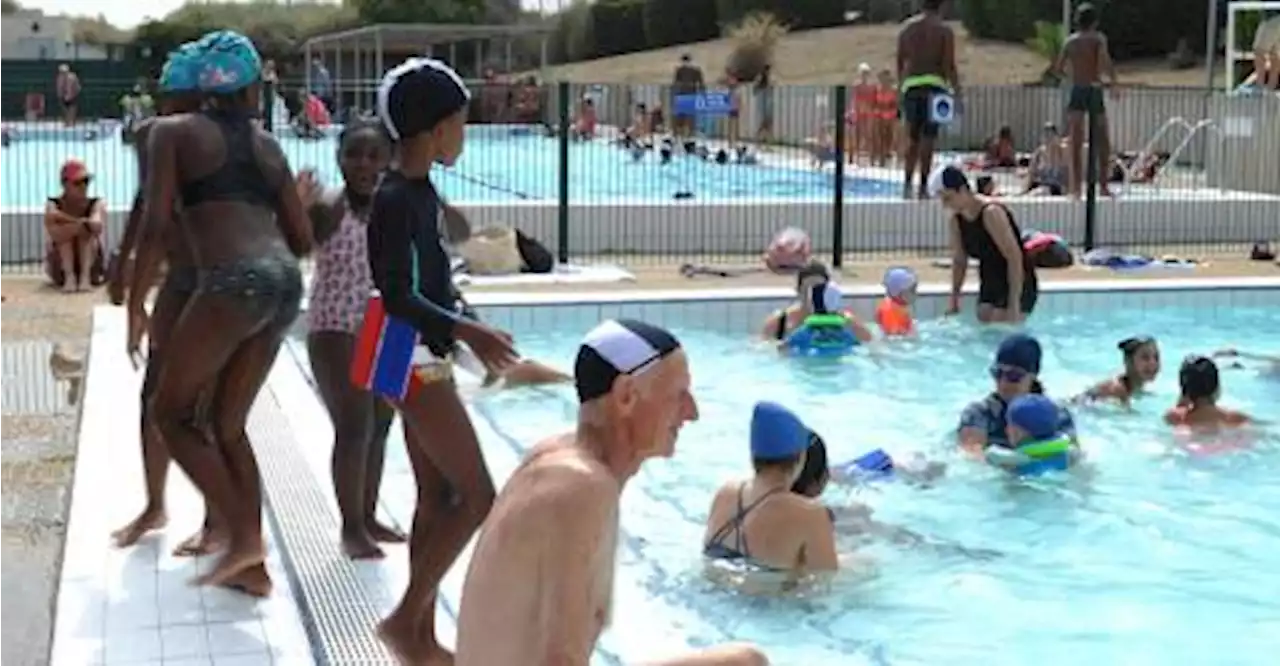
[99, 25, 1274, 666]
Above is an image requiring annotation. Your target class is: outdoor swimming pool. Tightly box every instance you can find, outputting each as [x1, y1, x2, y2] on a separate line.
[0, 124, 898, 208]
[286, 294, 1280, 665]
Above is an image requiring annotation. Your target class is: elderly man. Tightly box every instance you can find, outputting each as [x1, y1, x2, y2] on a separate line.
[455, 319, 768, 666]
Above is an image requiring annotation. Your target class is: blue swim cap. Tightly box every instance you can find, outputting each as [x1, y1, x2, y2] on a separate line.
[995, 333, 1042, 374]
[158, 43, 201, 93]
[750, 401, 810, 461]
[195, 30, 262, 94]
[1006, 394, 1060, 440]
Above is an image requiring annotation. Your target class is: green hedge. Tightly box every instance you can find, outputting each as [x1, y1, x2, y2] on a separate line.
[960, 0, 1209, 61]
[714, 0, 846, 31]
[643, 0, 719, 49]
[587, 0, 649, 59]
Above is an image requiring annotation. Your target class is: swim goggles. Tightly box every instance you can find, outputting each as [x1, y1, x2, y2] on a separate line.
[989, 365, 1028, 383]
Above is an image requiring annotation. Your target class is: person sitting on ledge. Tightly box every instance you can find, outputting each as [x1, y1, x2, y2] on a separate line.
[44, 159, 106, 292]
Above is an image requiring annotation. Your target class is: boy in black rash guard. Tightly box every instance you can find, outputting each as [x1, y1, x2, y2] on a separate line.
[367, 57, 519, 665]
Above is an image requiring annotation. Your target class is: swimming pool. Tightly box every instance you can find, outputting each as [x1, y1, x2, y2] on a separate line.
[285, 286, 1280, 665]
[0, 124, 899, 208]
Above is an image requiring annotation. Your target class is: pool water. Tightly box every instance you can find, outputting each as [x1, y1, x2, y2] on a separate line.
[362, 303, 1279, 665]
[0, 126, 897, 208]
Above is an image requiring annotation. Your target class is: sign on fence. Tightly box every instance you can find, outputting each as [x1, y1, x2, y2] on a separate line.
[673, 92, 734, 117]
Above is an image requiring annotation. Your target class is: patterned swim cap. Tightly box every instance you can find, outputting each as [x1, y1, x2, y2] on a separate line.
[158, 42, 201, 93]
[195, 30, 262, 94]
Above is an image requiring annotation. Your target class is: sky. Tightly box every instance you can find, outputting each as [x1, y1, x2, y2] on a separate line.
[23, 0, 567, 30]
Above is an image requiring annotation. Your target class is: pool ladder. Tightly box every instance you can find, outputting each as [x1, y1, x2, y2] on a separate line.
[1128, 116, 1225, 190]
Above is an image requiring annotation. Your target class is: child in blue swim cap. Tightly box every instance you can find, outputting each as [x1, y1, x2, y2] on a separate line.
[987, 393, 1082, 474]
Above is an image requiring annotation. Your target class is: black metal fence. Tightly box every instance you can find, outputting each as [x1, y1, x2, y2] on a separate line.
[4, 81, 1278, 277]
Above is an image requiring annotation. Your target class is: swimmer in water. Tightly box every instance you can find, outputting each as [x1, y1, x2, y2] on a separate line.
[959, 334, 1077, 456]
[986, 393, 1084, 472]
[454, 319, 767, 666]
[1213, 347, 1280, 374]
[1078, 336, 1161, 405]
[778, 281, 875, 352]
[875, 267, 918, 336]
[704, 401, 838, 573]
[762, 264, 873, 345]
[1164, 355, 1253, 428]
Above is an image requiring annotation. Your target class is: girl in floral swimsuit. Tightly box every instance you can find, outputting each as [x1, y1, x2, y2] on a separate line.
[306, 118, 408, 559]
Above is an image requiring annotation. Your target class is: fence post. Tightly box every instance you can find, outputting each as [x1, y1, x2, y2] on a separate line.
[832, 85, 847, 270]
[557, 81, 571, 263]
[1083, 107, 1099, 250]
[262, 79, 275, 133]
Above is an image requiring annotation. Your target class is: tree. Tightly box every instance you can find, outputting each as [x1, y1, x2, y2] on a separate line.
[344, 0, 487, 24]
[2, 0, 20, 15]
[131, 2, 357, 64]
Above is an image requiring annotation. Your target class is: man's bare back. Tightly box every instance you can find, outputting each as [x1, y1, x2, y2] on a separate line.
[1061, 31, 1108, 86]
[455, 436, 620, 666]
[897, 14, 952, 81]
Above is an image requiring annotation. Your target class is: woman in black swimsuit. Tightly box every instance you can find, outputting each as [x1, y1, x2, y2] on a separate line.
[128, 31, 314, 595]
[703, 401, 836, 572]
[933, 166, 1038, 323]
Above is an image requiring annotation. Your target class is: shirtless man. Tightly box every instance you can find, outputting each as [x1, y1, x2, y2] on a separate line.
[1052, 3, 1119, 198]
[455, 319, 768, 666]
[896, 0, 960, 199]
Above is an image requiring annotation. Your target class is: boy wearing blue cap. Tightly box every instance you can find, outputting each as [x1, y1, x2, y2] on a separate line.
[960, 334, 1077, 455]
[986, 394, 1082, 473]
[704, 401, 838, 573]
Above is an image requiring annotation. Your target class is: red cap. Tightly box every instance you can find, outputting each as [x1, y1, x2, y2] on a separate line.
[60, 159, 89, 183]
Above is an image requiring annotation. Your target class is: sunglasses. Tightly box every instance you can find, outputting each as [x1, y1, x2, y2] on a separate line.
[989, 365, 1028, 383]
[66, 177, 91, 187]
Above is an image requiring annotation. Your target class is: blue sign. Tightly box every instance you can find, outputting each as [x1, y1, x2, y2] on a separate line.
[674, 92, 735, 117]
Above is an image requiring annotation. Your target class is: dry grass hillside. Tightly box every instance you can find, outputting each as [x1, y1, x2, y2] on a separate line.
[538, 22, 1219, 88]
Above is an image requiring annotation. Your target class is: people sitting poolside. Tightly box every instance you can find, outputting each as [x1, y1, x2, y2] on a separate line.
[1164, 355, 1254, 428]
[703, 401, 838, 573]
[1020, 123, 1068, 196]
[44, 159, 106, 292]
[958, 334, 1077, 456]
[985, 394, 1084, 474]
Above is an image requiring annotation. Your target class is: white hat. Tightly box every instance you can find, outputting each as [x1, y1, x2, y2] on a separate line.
[811, 281, 844, 314]
[883, 267, 918, 298]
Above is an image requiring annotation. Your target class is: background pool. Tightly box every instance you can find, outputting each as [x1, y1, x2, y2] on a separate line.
[359, 303, 1279, 664]
[0, 125, 896, 208]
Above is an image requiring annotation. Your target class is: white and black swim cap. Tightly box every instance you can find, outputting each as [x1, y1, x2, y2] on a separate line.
[574, 319, 683, 403]
[376, 57, 470, 141]
[926, 164, 971, 198]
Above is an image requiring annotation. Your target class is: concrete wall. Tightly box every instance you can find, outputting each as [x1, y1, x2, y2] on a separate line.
[1, 10, 109, 61]
[6, 195, 1276, 265]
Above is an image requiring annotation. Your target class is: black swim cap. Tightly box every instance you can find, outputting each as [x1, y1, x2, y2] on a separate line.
[376, 58, 470, 141]
[1179, 355, 1219, 400]
[574, 319, 682, 403]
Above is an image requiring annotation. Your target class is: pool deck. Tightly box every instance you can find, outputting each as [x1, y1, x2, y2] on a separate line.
[16, 262, 1279, 666]
[462, 255, 1280, 293]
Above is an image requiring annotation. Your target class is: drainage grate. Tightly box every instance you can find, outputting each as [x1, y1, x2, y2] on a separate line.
[249, 389, 397, 665]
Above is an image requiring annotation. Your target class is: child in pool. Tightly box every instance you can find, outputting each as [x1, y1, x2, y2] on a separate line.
[875, 267, 917, 336]
[1079, 336, 1161, 404]
[1164, 355, 1253, 428]
[987, 394, 1084, 473]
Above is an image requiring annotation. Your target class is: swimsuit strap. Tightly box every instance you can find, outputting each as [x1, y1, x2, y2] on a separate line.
[774, 311, 789, 340]
[705, 481, 786, 559]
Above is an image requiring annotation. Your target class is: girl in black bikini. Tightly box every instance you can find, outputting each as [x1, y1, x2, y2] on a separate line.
[129, 31, 314, 595]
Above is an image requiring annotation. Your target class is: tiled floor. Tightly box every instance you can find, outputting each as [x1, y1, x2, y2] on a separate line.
[52, 311, 314, 666]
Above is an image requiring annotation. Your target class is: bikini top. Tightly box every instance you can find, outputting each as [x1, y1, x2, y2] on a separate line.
[179, 110, 278, 208]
